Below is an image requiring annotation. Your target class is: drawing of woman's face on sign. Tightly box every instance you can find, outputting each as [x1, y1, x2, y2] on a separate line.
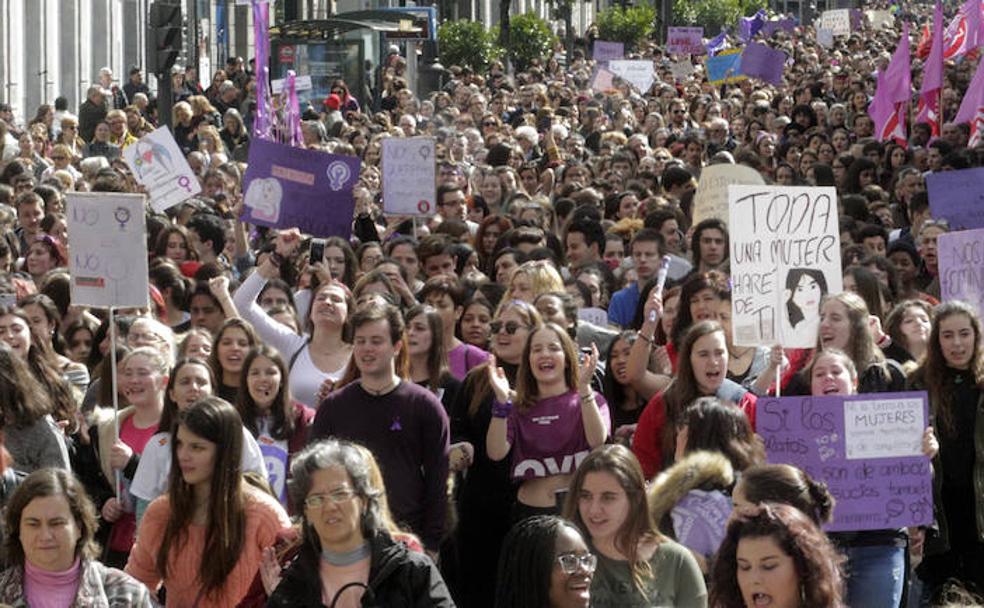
[783, 269, 829, 347]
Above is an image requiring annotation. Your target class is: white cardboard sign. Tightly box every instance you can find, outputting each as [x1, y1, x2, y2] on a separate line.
[382, 137, 437, 216]
[122, 126, 202, 212]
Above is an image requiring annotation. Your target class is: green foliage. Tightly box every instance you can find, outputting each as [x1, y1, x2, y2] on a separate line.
[671, 0, 767, 34]
[493, 12, 557, 72]
[437, 20, 503, 71]
[596, 3, 656, 51]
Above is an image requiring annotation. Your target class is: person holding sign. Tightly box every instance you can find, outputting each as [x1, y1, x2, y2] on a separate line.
[907, 301, 984, 604]
[631, 321, 757, 479]
[804, 349, 937, 608]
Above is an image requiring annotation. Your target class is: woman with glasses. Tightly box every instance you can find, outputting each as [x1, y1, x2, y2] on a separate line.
[563, 444, 706, 607]
[450, 299, 542, 608]
[126, 397, 291, 606]
[495, 515, 596, 608]
[42, 143, 82, 183]
[266, 439, 454, 606]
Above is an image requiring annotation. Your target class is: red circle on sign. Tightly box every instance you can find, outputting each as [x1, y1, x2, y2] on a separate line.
[278, 45, 296, 64]
[418, 200, 431, 213]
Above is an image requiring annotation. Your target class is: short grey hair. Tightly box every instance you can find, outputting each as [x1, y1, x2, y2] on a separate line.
[288, 440, 385, 545]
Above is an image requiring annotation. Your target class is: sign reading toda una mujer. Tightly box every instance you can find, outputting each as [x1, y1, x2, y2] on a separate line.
[759, 393, 933, 532]
[728, 185, 842, 348]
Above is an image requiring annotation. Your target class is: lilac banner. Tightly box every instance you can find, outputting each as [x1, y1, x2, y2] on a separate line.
[761, 18, 797, 36]
[926, 167, 984, 230]
[242, 138, 360, 238]
[740, 42, 787, 85]
[759, 393, 932, 532]
[938, 228, 984, 317]
[284, 70, 303, 147]
[592, 40, 624, 63]
[252, 1, 273, 140]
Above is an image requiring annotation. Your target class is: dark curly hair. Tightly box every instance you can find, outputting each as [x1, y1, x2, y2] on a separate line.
[709, 503, 845, 608]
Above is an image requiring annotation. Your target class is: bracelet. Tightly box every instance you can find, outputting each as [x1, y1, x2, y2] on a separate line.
[638, 332, 655, 346]
[579, 391, 596, 403]
[491, 399, 513, 419]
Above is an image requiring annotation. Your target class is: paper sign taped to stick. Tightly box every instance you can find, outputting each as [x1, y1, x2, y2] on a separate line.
[578, 307, 609, 327]
[271, 74, 313, 94]
[926, 167, 984, 231]
[705, 49, 746, 85]
[819, 9, 851, 36]
[382, 137, 437, 216]
[938, 228, 984, 317]
[66, 193, 149, 308]
[670, 59, 696, 82]
[667, 27, 704, 55]
[692, 163, 765, 226]
[759, 393, 933, 532]
[607, 60, 656, 94]
[592, 41, 624, 63]
[728, 185, 842, 348]
[241, 138, 360, 238]
[122, 126, 202, 212]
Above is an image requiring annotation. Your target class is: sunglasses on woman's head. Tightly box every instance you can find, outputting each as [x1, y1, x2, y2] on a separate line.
[490, 320, 528, 335]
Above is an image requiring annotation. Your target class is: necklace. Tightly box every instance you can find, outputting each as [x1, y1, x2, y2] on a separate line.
[363, 377, 399, 396]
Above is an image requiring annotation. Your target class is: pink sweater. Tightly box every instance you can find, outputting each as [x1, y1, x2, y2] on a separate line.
[125, 486, 291, 607]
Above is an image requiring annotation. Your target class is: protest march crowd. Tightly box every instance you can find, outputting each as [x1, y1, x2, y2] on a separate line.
[1, 0, 984, 605]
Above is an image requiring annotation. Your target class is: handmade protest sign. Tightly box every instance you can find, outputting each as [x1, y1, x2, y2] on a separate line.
[607, 60, 656, 94]
[728, 185, 842, 348]
[705, 49, 746, 85]
[761, 18, 796, 37]
[819, 9, 851, 36]
[592, 40, 624, 63]
[122, 126, 201, 212]
[865, 9, 894, 29]
[590, 66, 615, 92]
[692, 163, 765, 226]
[271, 74, 313, 94]
[66, 192, 149, 308]
[241, 138, 360, 238]
[741, 42, 786, 85]
[759, 393, 933, 532]
[382, 136, 436, 216]
[938, 228, 984, 316]
[667, 27, 704, 55]
[670, 59, 696, 82]
[926, 167, 984, 230]
[817, 28, 835, 48]
[578, 307, 609, 328]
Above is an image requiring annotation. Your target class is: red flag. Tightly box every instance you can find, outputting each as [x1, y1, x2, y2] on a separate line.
[917, 23, 932, 58]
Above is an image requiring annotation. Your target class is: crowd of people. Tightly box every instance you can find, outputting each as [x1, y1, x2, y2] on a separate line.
[0, 0, 983, 605]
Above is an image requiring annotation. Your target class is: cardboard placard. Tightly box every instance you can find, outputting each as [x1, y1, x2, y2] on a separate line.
[382, 137, 437, 216]
[938, 228, 984, 317]
[121, 126, 202, 212]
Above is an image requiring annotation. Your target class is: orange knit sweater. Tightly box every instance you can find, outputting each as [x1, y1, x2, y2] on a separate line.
[125, 486, 291, 607]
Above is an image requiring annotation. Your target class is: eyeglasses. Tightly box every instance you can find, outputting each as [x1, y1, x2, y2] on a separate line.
[63, 125, 77, 130]
[482, 121, 497, 127]
[304, 488, 357, 508]
[51, 156, 67, 161]
[556, 552, 597, 575]
[490, 320, 529, 335]
[438, 198, 465, 207]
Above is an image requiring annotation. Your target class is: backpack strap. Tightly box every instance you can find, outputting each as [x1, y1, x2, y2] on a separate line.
[289, 337, 313, 372]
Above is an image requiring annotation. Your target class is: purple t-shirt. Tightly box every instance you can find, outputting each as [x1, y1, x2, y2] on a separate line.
[506, 390, 611, 481]
[449, 343, 490, 380]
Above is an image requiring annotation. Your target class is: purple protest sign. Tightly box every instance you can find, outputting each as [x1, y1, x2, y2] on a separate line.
[926, 167, 984, 230]
[592, 40, 624, 63]
[759, 393, 933, 532]
[740, 42, 787, 85]
[762, 18, 797, 36]
[667, 27, 704, 55]
[938, 228, 984, 317]
[242, 138, 360, 238]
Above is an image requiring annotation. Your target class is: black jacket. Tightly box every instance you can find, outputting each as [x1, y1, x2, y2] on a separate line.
[266, 532, 455, 607]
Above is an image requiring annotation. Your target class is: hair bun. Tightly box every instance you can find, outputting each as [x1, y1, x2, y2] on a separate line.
[806, 477, 835, 524]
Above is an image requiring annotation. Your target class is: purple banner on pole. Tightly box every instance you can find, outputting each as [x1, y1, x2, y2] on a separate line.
[252, 1, 273, 140]
[740, 42, 787, 85]
[938, 228, 984, 317]
[592, 40, 624, 63]
[759, 393, 933, 532]
[242, 139, 360, 238]
[762, 18, 797, 36]
[926, 167, 984, 230]
[667, 27, 705, 55]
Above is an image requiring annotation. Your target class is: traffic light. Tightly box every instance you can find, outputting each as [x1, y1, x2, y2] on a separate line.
[146, 2, 182, 75]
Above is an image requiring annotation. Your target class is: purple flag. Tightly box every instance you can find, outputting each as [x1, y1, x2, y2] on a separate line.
[283, 71, 304, 147]
[738, 9, 767, 42]
[916, 2, 944, 136]
[869, 22, 911, 145]
[740, 42, 787, 85]
[252, 1, 272, 140]
[706, 30, 728, 56]
[955, 53, 984, 145]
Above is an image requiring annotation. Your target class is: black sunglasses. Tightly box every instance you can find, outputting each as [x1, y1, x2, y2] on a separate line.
[490, 320, 529, 335]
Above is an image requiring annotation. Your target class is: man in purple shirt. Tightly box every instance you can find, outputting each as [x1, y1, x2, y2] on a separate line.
[309, 303, 450, 556]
